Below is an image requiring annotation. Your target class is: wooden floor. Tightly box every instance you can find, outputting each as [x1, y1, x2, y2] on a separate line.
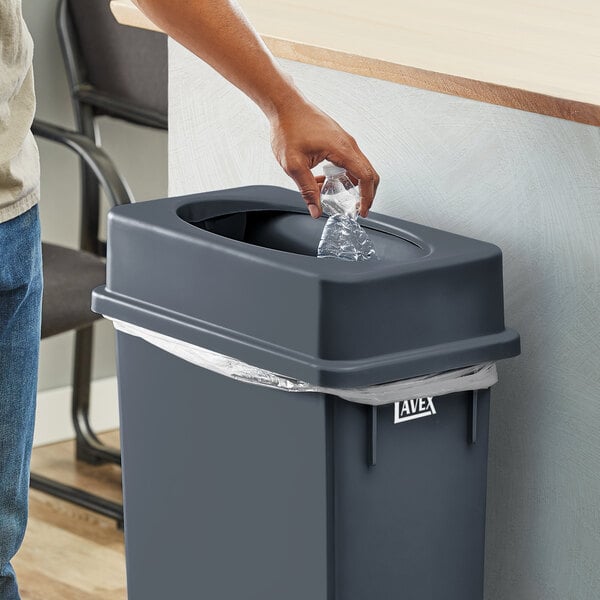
[13, 431, 127, 600]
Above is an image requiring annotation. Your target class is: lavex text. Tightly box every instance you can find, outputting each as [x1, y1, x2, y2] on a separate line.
[394, 397, 437, 424]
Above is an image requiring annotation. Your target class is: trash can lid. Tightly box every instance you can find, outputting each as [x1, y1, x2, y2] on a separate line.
[92, 186, 519, 387]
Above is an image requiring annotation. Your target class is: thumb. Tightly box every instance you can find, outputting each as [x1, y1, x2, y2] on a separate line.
[287, 164, 322, 218]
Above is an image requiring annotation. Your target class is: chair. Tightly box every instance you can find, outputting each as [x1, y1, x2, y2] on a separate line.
[29, 0, 167, 527]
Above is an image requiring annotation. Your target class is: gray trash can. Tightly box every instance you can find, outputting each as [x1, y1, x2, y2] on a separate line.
[92, 185, 520, 600]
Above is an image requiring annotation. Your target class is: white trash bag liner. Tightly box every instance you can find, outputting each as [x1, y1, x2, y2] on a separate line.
[110, 319, 498, 407]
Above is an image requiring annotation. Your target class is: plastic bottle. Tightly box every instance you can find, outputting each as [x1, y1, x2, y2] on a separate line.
[317, 162, 377, 261]
[320, 163, 359, 218]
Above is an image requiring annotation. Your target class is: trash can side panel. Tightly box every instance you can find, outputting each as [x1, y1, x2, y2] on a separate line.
[107, 214, 323, 356]
[116, 333, 331, 600]
[318, 252, 505, 360]
[332, 391, 490, 600]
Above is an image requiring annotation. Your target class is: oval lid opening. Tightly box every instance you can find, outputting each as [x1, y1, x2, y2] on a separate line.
[179, 207, 426, 261]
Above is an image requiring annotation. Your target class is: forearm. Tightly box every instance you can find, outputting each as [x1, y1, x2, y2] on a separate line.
[133, 0, 379, 216]
[134, 0, 305, 119]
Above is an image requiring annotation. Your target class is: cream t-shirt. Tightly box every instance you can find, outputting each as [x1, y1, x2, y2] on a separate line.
[0, 1, 39, 224]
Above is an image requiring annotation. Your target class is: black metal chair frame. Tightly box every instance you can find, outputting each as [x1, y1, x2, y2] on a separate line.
[29, 0, 166, 527]
[30, 119, 133, 527]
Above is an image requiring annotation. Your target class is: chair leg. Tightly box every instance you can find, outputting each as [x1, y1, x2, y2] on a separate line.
[30, 473, 124, 529]
[29, 326, 123, 528]
[72, 325, 121, 466]
[28, 325, 124, 528]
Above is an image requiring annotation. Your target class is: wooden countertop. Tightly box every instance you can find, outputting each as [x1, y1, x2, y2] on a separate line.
[110, 0, 600, 126]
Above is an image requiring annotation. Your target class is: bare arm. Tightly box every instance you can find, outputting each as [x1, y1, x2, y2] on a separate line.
[134, 0, 379, 217]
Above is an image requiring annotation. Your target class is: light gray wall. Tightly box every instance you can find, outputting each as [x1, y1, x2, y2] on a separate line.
[170, 41, 600, 600]
[23, 0, 167, 391]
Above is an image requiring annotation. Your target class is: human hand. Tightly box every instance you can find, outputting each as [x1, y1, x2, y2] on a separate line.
[135, 0, 378, 217]
[269, 98, 379, 219]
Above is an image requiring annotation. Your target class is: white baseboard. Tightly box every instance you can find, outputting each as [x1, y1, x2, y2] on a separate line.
[33, 376, 119, 448]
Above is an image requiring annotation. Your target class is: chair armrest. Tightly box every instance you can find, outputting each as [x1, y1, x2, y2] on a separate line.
[32, 119, 134, 207]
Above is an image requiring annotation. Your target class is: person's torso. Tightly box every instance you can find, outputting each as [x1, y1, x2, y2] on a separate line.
[0, 0, 39, 223]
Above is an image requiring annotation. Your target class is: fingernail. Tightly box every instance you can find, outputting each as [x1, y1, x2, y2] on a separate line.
[308, 205, 320, 219]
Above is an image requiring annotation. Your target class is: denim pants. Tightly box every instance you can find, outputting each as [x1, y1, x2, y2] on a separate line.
[0, 205, 42, 600]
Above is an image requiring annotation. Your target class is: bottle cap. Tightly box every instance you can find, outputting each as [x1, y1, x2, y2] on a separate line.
[322, 162, 346, 177]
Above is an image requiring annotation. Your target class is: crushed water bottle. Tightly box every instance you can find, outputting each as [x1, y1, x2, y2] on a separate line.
[317, 162, 377, 261]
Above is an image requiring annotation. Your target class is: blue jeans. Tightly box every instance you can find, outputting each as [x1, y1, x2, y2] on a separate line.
[0, 205, 42, 600]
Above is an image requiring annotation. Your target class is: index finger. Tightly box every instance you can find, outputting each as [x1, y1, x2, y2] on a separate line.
[285, 160, 323, 218]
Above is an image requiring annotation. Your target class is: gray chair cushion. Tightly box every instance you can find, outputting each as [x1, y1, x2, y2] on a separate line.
[41, 243, 106, 339]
